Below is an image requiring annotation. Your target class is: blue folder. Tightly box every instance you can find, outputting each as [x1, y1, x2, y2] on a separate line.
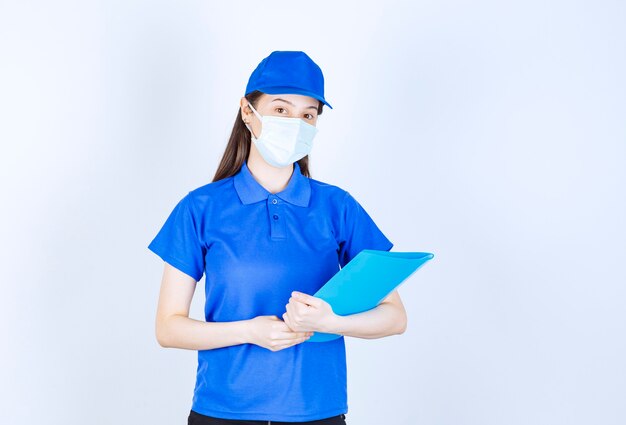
[306, 250, 434, 342]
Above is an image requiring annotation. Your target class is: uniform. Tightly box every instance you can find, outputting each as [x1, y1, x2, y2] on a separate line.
[148, 160, 393, 422]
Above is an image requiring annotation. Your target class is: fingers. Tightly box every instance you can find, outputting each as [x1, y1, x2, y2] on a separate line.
[269, 333, 313, 351]
[270, 320, 311, 338]
[282, 311, 295, 331]
[259, 314, 313, 351]
[291, 292, 321, 307]
[275, 328, 312, 341]
[269, 325, 313, 350]
[284, 302, 307, 331]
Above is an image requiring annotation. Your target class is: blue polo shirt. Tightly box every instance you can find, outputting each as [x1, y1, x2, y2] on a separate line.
[148, 160, 393, 421]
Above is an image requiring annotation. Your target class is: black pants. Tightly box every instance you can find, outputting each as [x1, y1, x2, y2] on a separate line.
[188, 409, 347, 425]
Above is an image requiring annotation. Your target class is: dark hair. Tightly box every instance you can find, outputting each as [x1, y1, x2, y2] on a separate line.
[212, 90, 324, 182]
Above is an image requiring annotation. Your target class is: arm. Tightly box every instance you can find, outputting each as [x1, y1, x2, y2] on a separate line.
[155, 263, 312, 351]
[283, 289, 407, 339]
[333, 289, 407, 339]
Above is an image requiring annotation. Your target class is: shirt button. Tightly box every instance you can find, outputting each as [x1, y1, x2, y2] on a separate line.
[273, 214, 279, 220]
[271, 199, 278, 204]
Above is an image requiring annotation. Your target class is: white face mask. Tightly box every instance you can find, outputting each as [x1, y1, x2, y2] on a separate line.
[244, 102, 318, 168]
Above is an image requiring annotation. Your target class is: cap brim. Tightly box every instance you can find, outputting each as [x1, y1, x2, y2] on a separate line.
[252, 86, 333, 109]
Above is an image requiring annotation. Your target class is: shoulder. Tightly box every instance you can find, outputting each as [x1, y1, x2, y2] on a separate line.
[308, 176, 360, 215]
[182, 175, 236, 212]
[308, 176, 351, 205]
[188, 176, 233, 198]
[308, 176, 365, 212]
[309, 178, 348, 199]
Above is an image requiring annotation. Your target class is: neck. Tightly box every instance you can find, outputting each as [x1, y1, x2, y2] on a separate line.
[246, 151, 294, 194]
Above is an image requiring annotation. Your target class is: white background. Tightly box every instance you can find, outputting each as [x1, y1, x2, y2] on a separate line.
[1, 1, 625, 424]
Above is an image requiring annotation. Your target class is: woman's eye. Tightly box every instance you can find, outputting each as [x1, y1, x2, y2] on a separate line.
[304, 113, 314, 120]
[275, 107, 286, 114]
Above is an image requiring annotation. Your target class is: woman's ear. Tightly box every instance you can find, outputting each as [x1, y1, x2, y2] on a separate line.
[240, 97, 253, 123]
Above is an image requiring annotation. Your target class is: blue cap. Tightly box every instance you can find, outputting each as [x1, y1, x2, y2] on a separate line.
[244, 51, 332, 109]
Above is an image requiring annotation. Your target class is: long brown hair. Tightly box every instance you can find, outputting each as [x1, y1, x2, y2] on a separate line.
[212, 90, 324, 182]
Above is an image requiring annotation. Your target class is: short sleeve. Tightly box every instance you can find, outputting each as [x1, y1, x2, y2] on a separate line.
[147, 193, 206, 281]
[337, 191, 394, 268]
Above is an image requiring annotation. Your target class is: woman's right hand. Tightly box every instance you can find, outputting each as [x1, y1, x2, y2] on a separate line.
[247, 315, 313, 351]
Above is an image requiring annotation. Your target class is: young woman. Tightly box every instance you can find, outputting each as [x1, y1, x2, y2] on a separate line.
[148, 51, 407, 425]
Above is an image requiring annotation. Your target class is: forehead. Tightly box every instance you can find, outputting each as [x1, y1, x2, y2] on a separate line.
[259, 93, 318, 108]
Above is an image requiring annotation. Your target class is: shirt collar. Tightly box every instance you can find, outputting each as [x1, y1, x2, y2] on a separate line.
[234, 161, 311, 207]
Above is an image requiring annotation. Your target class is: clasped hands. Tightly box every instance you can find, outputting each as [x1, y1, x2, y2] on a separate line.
[282, 291, 338, 334]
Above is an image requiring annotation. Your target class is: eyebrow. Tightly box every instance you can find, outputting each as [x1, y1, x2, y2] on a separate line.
[271, 98, 318, 110]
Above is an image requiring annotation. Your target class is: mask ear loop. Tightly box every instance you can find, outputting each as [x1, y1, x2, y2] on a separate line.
[245, 102, 263, 140]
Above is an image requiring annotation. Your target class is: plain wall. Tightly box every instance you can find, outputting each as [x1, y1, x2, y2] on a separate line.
[1, 1, 624, 424]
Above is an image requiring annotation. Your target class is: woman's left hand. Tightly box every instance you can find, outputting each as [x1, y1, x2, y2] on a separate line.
[282, 291, 338, 334]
